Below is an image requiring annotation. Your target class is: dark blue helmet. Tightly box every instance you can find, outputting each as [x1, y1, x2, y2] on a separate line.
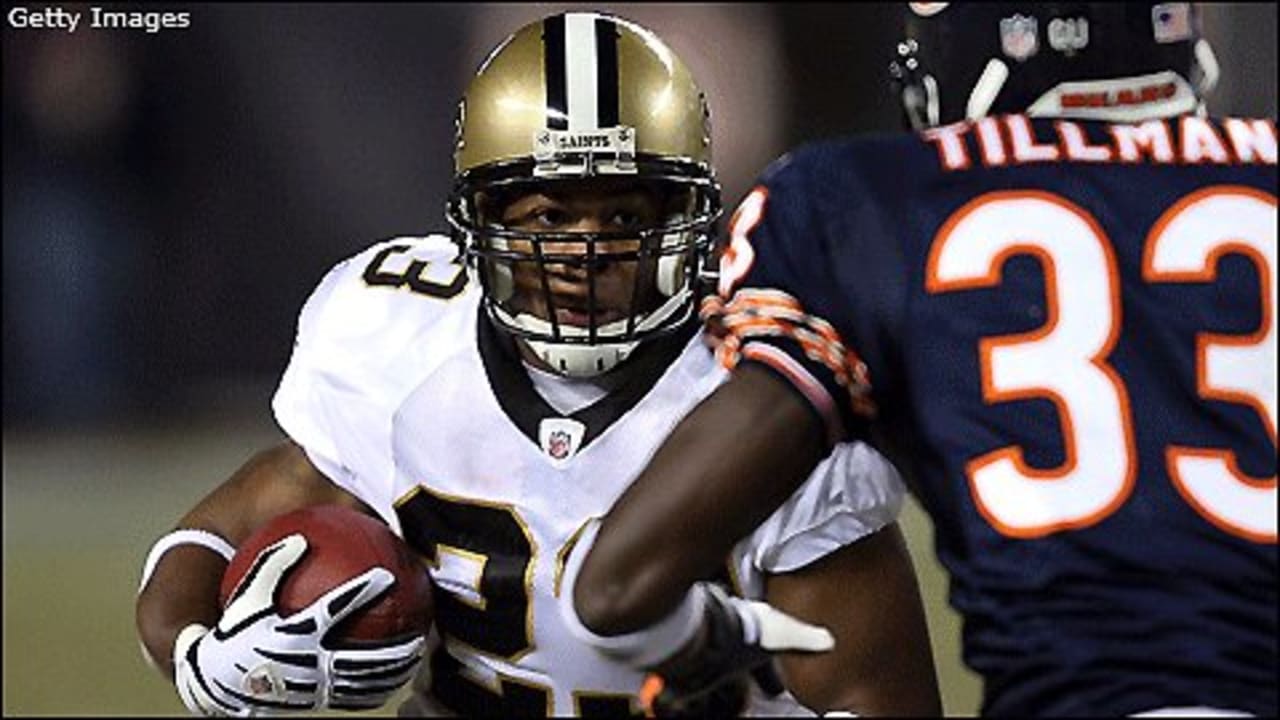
[889, 3, 1219, 129]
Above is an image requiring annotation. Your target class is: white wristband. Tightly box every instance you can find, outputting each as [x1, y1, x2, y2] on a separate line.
[138, 528, 236, 594]
[558, 520, 707, 669]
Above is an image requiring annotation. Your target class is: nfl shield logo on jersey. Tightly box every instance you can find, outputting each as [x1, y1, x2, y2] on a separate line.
[538, 417, 586, 467]
[1000, 14, 1039, 62]
[548, 431, 571, 460]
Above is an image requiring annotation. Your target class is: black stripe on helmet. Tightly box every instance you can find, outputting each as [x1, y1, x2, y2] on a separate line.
[543, 15, 569, 130]
[594, 17, 620, 127]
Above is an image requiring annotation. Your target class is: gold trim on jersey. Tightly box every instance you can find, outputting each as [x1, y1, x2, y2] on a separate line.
[431, 543, 490, 611]
[553, 516, 599, 597]
[393, 482, 540, 664]
[391, 482, 426, 509]
[448, 637, 555, 716]
[724, 555, 746, 598]
[360, 243, 468, 300]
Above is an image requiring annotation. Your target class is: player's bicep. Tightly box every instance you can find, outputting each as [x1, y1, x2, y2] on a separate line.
[711, 181, 875, 445]
[179, 441, 370, 545]
[576, 364, 827, 634]
[272, 235, 466, 515]
[764, 523, 941, 716]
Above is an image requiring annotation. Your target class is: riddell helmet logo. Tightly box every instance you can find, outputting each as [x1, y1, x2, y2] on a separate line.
[1000, 14, 1039, 62]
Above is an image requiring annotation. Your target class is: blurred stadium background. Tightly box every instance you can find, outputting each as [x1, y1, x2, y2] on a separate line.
[3, 3, 1275, 715]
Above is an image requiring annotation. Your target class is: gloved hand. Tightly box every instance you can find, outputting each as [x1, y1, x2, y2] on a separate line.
[172, 534, 425, 716]
[638, 583, 834, 717]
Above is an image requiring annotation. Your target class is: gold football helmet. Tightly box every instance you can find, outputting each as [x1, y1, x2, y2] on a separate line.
[447, 12, 721, 377]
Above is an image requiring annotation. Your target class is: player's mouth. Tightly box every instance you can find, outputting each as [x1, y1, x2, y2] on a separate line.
[553, 305, 624, 328]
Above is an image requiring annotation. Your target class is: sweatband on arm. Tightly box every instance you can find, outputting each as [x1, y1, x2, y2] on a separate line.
[557, 519, 709, 669]
[138, 528, 236, 594]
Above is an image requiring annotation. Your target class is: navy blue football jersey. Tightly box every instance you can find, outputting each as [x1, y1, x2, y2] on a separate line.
[709, 114, 1277, 715]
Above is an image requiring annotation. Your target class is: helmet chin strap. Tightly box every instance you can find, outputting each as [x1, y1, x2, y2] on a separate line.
[501, 288, 693, 378]
[522, 337, 640, 378]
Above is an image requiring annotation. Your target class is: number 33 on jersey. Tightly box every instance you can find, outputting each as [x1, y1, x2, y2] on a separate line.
[715, 117, 1276, 548]
[926, 186, 1275, 542]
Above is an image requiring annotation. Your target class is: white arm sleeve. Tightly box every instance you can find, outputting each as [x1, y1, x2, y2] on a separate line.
[731, 441, 906, 597]
[271, 235, 475, 534]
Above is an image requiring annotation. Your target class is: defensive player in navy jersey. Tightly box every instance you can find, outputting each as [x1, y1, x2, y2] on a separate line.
[134, 11, 942, 717]
[563, 3, 1278, 716]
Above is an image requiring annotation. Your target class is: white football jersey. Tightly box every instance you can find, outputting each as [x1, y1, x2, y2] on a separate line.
[274, 235, 907, 716]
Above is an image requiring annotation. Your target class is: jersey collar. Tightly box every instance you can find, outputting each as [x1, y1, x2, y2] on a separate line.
[476, 310, 696, 454]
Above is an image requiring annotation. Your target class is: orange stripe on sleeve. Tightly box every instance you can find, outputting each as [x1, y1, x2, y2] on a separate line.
[702, 288, 877, 420]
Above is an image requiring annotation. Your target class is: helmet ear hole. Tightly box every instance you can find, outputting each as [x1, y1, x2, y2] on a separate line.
[489, 263, 515, 302]
[656, 253, 684, 297]
[475, 235, 516, 302]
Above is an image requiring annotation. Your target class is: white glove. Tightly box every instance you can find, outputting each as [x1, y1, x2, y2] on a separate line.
[173, 534, 425, 716]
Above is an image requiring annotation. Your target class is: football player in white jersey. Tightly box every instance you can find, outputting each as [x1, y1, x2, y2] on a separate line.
[135, 12, 941, 717]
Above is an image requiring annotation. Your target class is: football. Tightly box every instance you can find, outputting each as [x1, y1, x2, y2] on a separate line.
[219, 504, 433, 645]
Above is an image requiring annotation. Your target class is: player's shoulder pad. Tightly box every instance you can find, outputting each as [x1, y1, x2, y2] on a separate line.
[763, 132, 922, 185]
[293, 234, 474, 354]
[745, 133, 926, 242]
[322, 234, 464, 290]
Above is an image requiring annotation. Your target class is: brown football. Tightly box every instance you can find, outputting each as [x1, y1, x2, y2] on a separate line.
[219, 504, 433, 645]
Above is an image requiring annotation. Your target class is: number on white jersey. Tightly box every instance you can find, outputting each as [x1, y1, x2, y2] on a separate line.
[361, 242, 467, 299]
[396, 487, 637, 716]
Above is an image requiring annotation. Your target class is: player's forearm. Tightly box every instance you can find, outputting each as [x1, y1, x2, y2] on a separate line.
[575, 363, 825, 634]
[136, 545, 228, 679]
[768, 524, 942, 716]
[134, 442, 358, 679]
[134, 457, 281, 680]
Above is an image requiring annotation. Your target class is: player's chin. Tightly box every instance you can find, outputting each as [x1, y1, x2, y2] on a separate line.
[553, 307, 625, 328]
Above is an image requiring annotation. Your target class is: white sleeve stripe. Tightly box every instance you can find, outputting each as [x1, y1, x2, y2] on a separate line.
[741, 342, 843, 446]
